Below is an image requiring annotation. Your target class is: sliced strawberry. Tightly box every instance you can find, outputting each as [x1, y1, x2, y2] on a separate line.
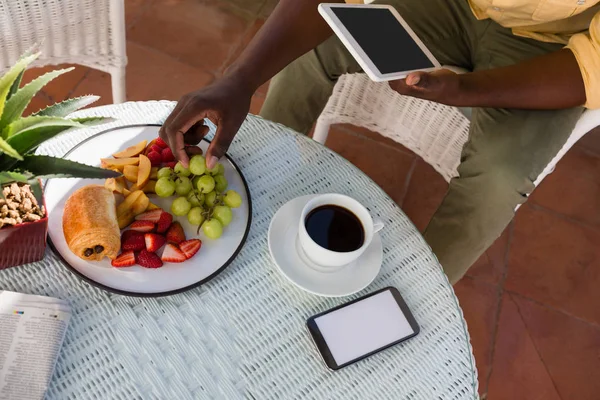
[163, 161, 177, 169]
[111, 251, 136, 267]
[121, 231, 145, 251]
[161, 243, 186, 263]
[147, 151, 162, 167]
[129, 220, 155, 232]
[156, 211, 173, 233]
[145, 233, 166, 252]
[137, 250, 163, 268]
[135, 209, 163, 223]
[155, 137, 168, 148]
[161, 147, 175, 162]
[166, 221, 186, 244]
[179, 239, 202, 259]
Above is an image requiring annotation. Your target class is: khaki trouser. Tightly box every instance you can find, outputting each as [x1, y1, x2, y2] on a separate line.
[260, 0, 584, 283]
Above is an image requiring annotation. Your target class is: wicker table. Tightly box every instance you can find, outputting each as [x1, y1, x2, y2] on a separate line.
[0, 101, 478, 399]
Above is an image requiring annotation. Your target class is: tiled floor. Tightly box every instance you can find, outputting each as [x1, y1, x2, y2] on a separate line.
[21, 0, 600, 398]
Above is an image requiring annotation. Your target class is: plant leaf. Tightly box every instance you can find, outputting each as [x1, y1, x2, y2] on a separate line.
[0, 53, 39, 131]
[0, 137, 23, 160]
[0, 67, 74, 132]
[0, 171, 29, 185]
[7, 69, 25, 102]
[0, 120, 82, 171]
[71, 116, 113, 126]
[1, 115, 77, 138]
[34, 95, 99, 117]
[13, 155, 121, 180]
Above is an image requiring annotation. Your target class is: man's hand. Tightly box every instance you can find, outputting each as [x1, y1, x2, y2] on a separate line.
[389, 49, 585, 110]
[159, 76, 253, 169]
[389, 69, 468, 107]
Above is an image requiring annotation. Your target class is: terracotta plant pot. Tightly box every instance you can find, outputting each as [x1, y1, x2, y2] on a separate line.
[0, 184, 48, 269]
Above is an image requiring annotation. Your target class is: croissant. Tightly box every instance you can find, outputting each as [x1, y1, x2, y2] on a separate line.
[63, 185, 120, 261]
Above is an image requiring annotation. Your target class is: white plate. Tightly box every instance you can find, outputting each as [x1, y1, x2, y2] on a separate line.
[268, 195, 382, 297]
[45, 125, 251, 297]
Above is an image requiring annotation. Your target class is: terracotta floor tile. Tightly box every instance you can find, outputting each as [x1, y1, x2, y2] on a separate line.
[259, 0, 279, 18]
[23, 91, 53, 117]
[71, 42, 214, 105]
[221, 18, 265, 75]
[401, 158, 448, 232]
[70, 69, 112, 106]
[513, 295, 600, 400]
[466, 225, 510, 286]
[249, 94, 265, 116]
[506, 205, 600, 325]
[22, 64, 88, 102]
[127, 0, 251, 73]
[576, 126, 600, 157]
[487, 294, 562, 400]
[334, 123, 416, 156]
[326, 125, 416, 206]
[454, 277, 500, 395]
[255, 80, 270, 97]
[222, 0, 267, 16]
[125, 0, 154, 28]
[530, 146, 600, 225]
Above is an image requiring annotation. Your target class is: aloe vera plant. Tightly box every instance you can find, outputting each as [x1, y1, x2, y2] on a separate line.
[0, 50, 119, 209]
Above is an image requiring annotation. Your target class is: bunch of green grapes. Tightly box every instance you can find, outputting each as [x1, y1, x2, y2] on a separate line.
[154, 155, 243, 239]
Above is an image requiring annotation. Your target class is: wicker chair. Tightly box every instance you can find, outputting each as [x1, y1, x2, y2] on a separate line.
[0, 0, 127, 103]
[314, 73, 600, 197]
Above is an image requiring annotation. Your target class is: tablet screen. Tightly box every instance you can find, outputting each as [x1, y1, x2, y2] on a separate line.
[331, 7, 434, 74]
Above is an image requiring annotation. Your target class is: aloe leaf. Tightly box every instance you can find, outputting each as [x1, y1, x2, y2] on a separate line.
[13, 155, 121, 180]
[0, 137, 23, 160]
[71, 116, 113, 126]
[34, 95, 99, 117]
[0, 53, 39, 129]
[6, 118, 82, 154]
[28, 178, 43, 204]
[7, 69, 25, 102]
[0, 120, 82, 171]
[1, 115, 75, 138]
[0, 171, 29, 185]
[0, 67, 74, 132]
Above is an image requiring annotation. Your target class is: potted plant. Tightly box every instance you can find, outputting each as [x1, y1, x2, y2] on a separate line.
[0, 50, 119, 269]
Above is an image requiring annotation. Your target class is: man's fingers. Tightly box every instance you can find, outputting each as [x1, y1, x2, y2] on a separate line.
[159, 97, 190, 142]
[184, 122, 209, 145]
[185, 146, 204, 157]
[205, 119, 237, 169]
[173, 130, 189, 168]
[167, 104, 209, 167]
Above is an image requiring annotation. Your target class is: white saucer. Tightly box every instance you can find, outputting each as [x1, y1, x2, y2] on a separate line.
[268, 195, 382, 297]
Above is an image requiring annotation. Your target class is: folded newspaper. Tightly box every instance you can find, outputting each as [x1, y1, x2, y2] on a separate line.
[0, 291, 71, 400]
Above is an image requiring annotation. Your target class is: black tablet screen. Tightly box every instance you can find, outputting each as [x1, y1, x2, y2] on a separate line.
[331, 7, 434, 74]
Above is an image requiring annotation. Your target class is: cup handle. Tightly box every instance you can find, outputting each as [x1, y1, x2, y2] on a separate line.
[373, 218, 384, 234]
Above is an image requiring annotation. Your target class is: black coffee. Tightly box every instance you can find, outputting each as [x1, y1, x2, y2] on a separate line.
[304, 205, 365, 252]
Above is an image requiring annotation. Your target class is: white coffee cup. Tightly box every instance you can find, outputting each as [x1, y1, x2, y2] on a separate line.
[298, 194, 384, 268]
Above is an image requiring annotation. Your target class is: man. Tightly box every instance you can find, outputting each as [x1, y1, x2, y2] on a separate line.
[159, 0, 599, 283]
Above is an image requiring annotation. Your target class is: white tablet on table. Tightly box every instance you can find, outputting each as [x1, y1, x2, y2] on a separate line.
[318, 3, 441, 82]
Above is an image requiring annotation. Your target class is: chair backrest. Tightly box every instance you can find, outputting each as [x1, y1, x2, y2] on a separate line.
[0, 0, 126, 73]
[316, 73, 471, 181]
[315, 73, 600, 187]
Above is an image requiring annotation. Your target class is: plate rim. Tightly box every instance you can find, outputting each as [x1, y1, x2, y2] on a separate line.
[45, 124, 253, 298]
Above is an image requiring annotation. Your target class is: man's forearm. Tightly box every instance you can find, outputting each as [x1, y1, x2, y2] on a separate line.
[460, 49, 586, 109]
[225, 0, 342, 92]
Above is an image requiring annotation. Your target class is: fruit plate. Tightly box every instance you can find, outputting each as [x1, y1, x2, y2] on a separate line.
[45, 124, 252, 297]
